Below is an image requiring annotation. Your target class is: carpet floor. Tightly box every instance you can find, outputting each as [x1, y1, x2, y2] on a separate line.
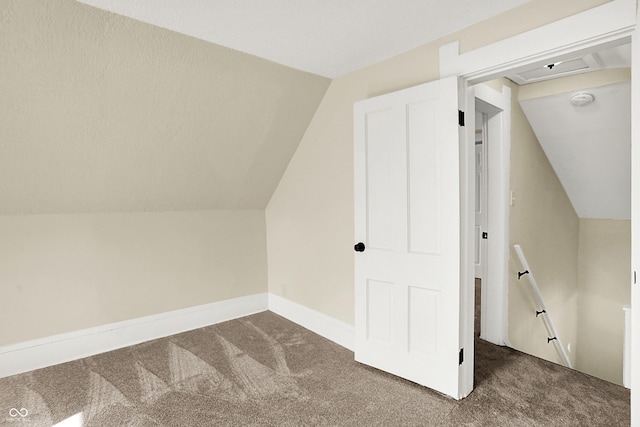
[0, 310, 630, 426]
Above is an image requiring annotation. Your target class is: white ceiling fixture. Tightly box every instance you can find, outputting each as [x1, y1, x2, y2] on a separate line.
[76, 0, 530, 78]
[570, 92, 595, 106]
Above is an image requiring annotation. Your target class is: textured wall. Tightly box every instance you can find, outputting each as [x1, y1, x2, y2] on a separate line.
[0, 0, 330, 214]
[266, 0, 609, 326]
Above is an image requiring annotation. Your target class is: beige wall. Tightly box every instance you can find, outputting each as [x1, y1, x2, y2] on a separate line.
[506, 79, 581, 367]
[0, 210, 267, 346]
[266, 0, 609, 326]
[1, 0, 329, 214]
[518, 68, 631, 101]
[576, 219, 631, 385]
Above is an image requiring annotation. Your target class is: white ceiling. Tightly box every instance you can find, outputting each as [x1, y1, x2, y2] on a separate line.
[75, 0, 529, 78]
[519, 81, 631, 220]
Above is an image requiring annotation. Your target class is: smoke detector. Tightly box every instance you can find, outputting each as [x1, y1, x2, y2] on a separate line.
[570, 92, 595, 107]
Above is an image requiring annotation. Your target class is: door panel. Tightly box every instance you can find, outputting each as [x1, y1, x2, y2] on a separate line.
[364, 108, 396, 251]
[354, 76, 462, 399]
[366, 279, 394, 345]
[407, 100, 440, 255]
[408, 286, 439, 357]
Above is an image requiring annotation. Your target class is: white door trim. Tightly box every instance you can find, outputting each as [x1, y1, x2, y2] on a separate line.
[473, 84, 511, 347]
[440, 0, 636, 85]
[439, 0, 637, 403]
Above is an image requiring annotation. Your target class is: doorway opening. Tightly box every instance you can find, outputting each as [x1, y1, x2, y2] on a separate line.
[492, 68, 631, 386]
[440, 0, 637, 400]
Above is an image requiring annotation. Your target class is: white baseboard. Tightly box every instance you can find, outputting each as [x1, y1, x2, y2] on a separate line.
[268, 293, 354, 351]
[0, 293, 354, 379]
[0, 293, 268, 379]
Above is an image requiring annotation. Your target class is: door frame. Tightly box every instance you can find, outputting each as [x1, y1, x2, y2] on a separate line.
[473, 84, 511, 347]
[439, 0, 638, 403]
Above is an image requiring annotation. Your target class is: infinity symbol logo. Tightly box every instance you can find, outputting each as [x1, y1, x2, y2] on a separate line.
[9, 408, 28, 417]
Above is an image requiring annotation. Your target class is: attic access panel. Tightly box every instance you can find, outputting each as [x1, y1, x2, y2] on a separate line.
[508, 54, 602, 84]
[506, 43, 631, 85]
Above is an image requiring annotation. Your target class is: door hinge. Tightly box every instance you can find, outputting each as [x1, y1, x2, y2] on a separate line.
[482, 232, 488, 240]
[458, 110, 465, 127]
[634, 270, 637, 285]
[459, 348, 464, 365]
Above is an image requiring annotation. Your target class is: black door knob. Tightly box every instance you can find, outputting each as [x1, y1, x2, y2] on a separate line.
[354, 242, 365, 252]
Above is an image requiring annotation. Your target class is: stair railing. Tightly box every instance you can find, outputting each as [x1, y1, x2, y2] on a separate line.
[513, 244, 572, 368]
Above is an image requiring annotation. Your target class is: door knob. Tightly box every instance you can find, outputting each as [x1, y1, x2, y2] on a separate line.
[354, 242, 365, 252]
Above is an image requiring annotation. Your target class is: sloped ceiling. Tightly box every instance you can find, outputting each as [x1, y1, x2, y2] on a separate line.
[0, 0, 330, 214]
[75, 0, 530, 78]
[519, 79, 631, 220]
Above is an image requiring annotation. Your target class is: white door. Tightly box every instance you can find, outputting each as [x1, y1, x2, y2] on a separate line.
[354, 76, 463, 399]
[474, 113, 488, 279]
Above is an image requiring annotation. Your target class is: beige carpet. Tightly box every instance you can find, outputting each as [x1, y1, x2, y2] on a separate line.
[0, 310, 630, 426]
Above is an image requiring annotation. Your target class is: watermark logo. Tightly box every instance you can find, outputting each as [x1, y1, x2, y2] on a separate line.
[9, 408, 28, 418]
